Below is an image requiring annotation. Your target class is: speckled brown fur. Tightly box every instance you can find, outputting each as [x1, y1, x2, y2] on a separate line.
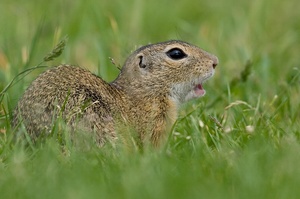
[12, 40, 218, 147]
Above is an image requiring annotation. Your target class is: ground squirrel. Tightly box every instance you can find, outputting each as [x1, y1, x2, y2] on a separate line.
[12, 40, 218, 147]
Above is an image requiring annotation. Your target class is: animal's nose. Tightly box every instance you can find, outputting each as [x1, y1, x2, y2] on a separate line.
[212, 55, 219, 69]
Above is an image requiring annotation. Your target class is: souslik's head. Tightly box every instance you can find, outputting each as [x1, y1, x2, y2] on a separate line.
[115, 40, 218, 104]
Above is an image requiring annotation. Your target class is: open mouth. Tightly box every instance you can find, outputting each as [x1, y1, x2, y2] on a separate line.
[183, 73, 215, 101]
[193, 83, 206, 97]
[170, 73, 214, 103]
[184, 80, 206, 101]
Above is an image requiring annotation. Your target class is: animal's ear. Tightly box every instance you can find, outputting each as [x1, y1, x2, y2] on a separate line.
[138, 55, 147, 69]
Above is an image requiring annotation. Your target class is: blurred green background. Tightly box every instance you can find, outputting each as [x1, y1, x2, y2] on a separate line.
[0, 0, 300, 198]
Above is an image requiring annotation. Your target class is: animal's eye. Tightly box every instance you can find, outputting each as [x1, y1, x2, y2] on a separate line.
[166, 48, 187, 60]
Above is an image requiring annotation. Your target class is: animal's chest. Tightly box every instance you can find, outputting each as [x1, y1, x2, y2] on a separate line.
[129, 98, 178, 129]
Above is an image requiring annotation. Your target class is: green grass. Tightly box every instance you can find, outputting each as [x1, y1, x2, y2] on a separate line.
[1, 0, 300, 198]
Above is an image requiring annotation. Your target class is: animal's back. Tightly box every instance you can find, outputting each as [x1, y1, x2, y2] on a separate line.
[13, 65, 125, 142]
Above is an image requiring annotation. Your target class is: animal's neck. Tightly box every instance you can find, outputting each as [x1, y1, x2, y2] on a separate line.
[111, 74, 179, 122]
[111, 76, 179, 146]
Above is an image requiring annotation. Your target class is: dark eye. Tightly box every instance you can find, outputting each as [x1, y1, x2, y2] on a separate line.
[166, 48, 187, 60]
